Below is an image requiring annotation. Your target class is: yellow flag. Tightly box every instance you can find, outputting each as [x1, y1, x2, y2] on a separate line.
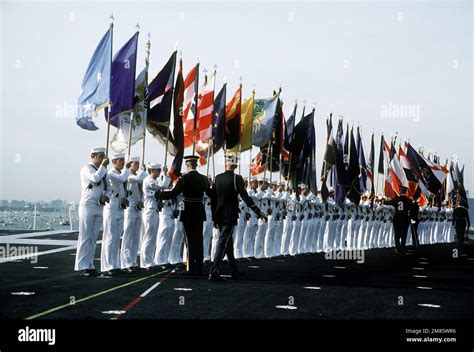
[229, 92, 254, 153]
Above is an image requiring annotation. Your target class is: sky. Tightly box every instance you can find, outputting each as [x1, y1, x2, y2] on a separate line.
[0, 0, 472, 202]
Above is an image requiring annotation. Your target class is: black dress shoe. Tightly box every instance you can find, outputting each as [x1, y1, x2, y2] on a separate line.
[101, 270, 114, 277]
[209, 274, 227, 282]
[232, 270, 246, 279]
[123, 267, 136, 273]
[80, 269, 91, 277]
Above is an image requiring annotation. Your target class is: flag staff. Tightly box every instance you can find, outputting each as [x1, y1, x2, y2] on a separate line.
[192, 58, 200, 155]
[238, 76, 243, 175]
[141, 32, 151, 167]
[126, 23, 140, 159]
[248, 84, 255, 181]
[164, 47, 178, 169]
[105, 14, 114, 156]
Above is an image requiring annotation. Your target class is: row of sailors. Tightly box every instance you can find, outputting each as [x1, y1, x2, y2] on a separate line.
[74, 148, 455, 276]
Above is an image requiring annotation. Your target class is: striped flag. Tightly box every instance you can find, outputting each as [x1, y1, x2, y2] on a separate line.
[182, 64, 199, 148]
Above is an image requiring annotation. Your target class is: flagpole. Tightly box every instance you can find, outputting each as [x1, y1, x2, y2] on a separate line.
[192, 60, 200, 155]
[206, 139, 211, 177]
[105, 14, 114, 156]
[248, 86, 255, 181]
[212, 142, 216, 179]
[141, 32, 151, 167]
[248, 148, 252, 180]
[127, 112, 134, 158]
[263, 140, 271, 181]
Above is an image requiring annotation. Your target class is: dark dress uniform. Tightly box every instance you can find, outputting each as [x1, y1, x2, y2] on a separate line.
[209, 170, 263, 280]
[452, 206, 470, 250]
[386, 194, 416, 254]
[160, 169, 211, 275]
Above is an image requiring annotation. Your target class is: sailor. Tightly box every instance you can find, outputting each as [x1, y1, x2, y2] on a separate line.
[75, 147, 109, 276]
[254, 178, 270, 258]
[120, 156, 146, 272]
[158, 155, 211, 276]
[140, 162, 170, 270]
[101, 153, 130, 275]
[208, 153, 267, 282]
[154, 171, 177, 267]
[242, 177, 261, 258]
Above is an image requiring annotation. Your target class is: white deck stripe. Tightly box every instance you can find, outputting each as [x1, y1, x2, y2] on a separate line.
[140, 281, 161, 297]
[0, 230, 76, 240]
[0, 239, 77, 246]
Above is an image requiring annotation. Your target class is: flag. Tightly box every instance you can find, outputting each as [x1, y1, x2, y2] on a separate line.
[406, 143, 442, 195]
[388, 142, 409, 195]
[357, 127, 368, 194]
[109, 32, 139, 126]
[197, 73, 215, 143]
[399, 144, 418, 198]
[169, 58, 185, 182]
[182, 64, 199, 148]
[110, 68, 147, 152]
[225, 86, 242, 150]
[346, 127, 361, 204]
[76, 27, 112, 131]
[250, 150, 268, 176]
[367, 132, 375, 194]
[146, 51, 177, 152]
[212, 84, 227, 154]
[236, 91, 255, 152]
[252, 94, 279, 147]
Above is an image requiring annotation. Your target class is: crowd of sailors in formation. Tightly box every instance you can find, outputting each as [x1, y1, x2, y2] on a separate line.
[74, 149, 458, 277]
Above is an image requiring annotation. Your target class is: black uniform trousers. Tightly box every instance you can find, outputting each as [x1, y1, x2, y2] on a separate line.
[410, 222, 420, 248]
[209, 225, 238, 277]
[183, 220, 204, 275]
[455, 222, 467, 250]
[393, 214, 410, 253]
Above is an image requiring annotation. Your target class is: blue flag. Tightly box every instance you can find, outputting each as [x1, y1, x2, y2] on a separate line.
[76, 27, 112, 131]
[109, 32, 139, 127]
[252, 94, 279, 147]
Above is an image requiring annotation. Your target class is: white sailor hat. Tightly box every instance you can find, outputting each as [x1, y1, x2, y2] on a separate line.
[362, 190, 370, 197]
[329, 187, 335, 192]
[147, 162, 162, 169]
[111, 152, 125, 160]
[129, 156, 140, 162]
[299, 184, 307, 189]
[225, 153, 239, 166]
[251, 176, 258, 182]
[91, 147, 106, 154]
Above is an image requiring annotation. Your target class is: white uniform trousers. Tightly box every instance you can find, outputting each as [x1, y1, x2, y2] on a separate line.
[120, 208, 142, 269]
[75, 204, 103, 271]
[101, 208, 124, 272]
[140, 208, 159, 268]
[154, 212, 175, 265]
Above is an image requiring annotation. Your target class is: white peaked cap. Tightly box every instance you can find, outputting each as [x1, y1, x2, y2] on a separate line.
[111, 152, 125, 160]
[91, 147, 106, 154]
[147, 162, 162, 169]
[225, 153, 239, 165]
[129, 156, 140, 162]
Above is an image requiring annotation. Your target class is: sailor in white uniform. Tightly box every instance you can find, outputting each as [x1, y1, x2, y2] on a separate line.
[101, 153, 130, 275]
[242, 177, 260, 258]
[155, 172, 176, 267]
[120, 156, 146, 271]
[75, 147, 109, 276]
[140, 162, 170, 269]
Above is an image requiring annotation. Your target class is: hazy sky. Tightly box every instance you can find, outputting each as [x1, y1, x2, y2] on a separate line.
[1, 0, 472, 202]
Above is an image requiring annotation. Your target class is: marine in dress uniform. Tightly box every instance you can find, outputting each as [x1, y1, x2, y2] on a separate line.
[452, 199, 471, 251]
[208, 154, 267, 282]
[75, 147, 109, 276]
[385, 186, 416, 255]
[158, 155, 211, 276]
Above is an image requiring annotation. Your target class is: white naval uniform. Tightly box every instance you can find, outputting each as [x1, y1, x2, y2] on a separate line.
[234, 196, 248, 259]
[120, 170, 146, 269]
[155, 197, 176, 266]
[242, 188, 261, 258]
[75, 163, 107, 271]
[140, 174, 170, 268]
[274, 191, 288, 256]
[101, 167, 130, 272]
[203, 195, 213, 261]
[264, 189, 280, 258]
[280, 193, 295, 255]
[255, 188, 270, 258]
[169, 196, 185, 264]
